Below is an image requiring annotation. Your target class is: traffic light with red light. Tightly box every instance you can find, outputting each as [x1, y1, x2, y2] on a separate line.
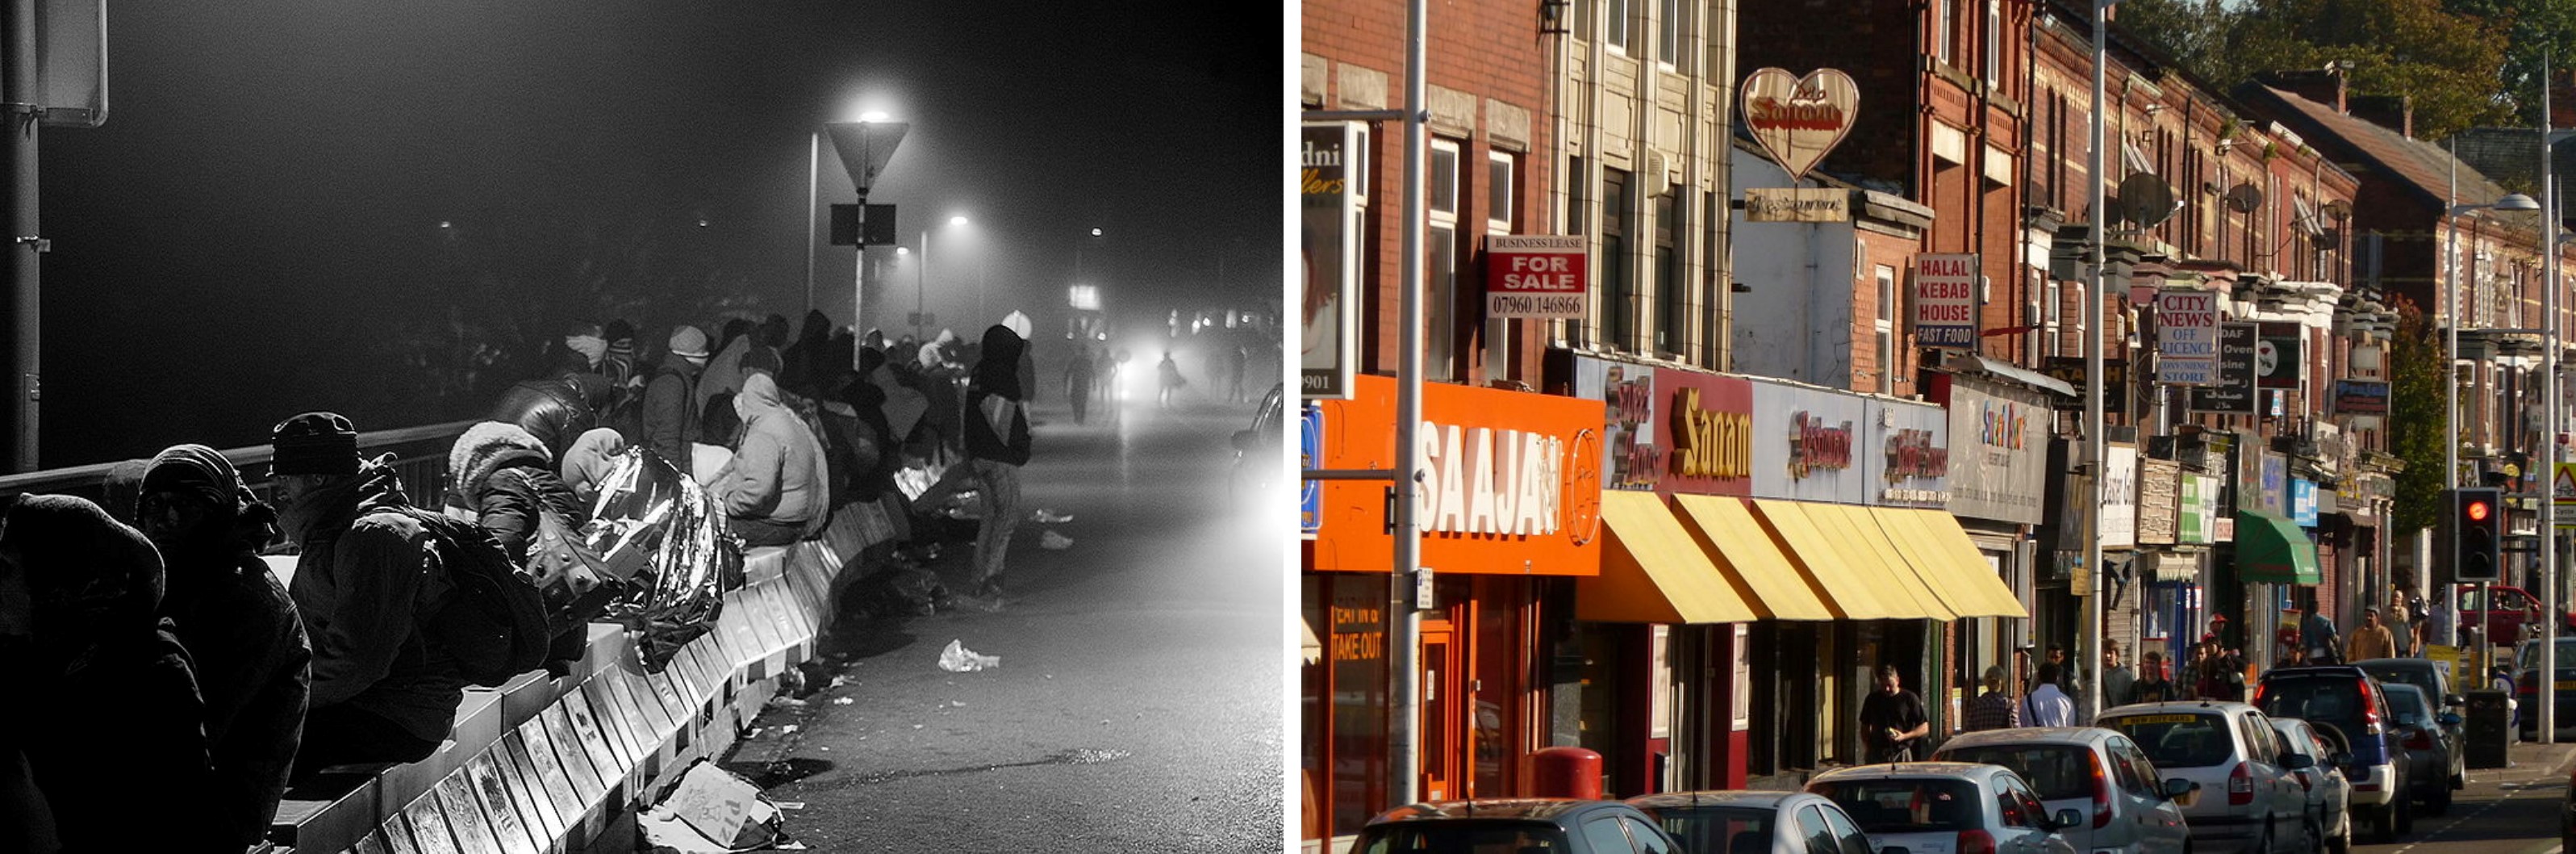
[2452, 488, 2503, 583]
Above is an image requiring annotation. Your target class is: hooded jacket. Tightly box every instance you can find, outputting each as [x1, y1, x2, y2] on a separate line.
[715, 373, 833, 536]
[2, 494, 223, 852]
[283, 461, 464, 744]
[449, 421, 588, 564]
[965, 324, 1033, 467]
[143, 445, 312, 848]
[559, 427, 629, 502]
[642, 352, 704, 466]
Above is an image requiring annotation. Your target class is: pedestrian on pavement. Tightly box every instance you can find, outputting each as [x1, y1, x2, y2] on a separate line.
[914, 325, 1034, 601]
[1229, 343, 1250, 403]
[643, 326, 712, 467]
[2130, 651, 2178, 703]
[1, 492, 225, 852]
[1962, 665, 2020, 732]
[2303, 605, 2342, 664]
[269, 412, 467, 781]
[1157, 350, 1184, 408]
[136, 444, 311, 849]
[2022, 663, 2075, 726]
[2193, 634, 2248, 701]
[1065, 342, 1096, 425]
[710, 373, 833, 547]
[2101, 643, 2136, 710]
[1859, 664, 1931, 762]
[2344, 606, 2398, 663]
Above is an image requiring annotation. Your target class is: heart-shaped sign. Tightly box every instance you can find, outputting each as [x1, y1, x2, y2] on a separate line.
[1740, 67, 1859, 182]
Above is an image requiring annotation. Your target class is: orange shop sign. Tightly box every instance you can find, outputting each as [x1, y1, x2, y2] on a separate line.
[1305, 374, 1604, 576]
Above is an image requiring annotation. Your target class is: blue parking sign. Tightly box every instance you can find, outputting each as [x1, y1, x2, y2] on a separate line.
[1301, 404, 1324, 537]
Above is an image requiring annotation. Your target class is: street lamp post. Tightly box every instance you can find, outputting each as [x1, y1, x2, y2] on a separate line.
[2085, 0, 2114, 722]
[913, 215, 970, 342]
[2443, 192, 2536, 658]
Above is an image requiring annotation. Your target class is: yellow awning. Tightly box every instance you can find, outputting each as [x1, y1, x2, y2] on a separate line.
[1877, 508, 2027, 618]
[1807, 503, 1959, 621]
[1670, 495, 1835, 621]
[1746, 500, 1908, 620]
[1576, 491, 1761, 624]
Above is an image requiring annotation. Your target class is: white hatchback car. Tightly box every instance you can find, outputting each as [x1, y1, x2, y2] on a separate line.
[1932, 727, 2192, 854]
[1630, 790, 1875, 854]
[2098, 701, 2311, 854]
[2271, 717, 2353, 854]
[1807, 762, 2081, 854]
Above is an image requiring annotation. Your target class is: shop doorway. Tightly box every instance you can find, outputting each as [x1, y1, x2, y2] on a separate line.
[1420, 620, 1463, 802]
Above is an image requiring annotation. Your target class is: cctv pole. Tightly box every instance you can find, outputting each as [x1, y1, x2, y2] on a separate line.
[1387, 0, 1430, 807]
[2541, 59, 2560, 739]
[2082, 0, 2112, 722]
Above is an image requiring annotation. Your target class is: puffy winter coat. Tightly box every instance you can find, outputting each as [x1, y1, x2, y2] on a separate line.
[449, 421, 589, 564]
[714, 373, 832, 536]
[284, 462, 464, 744]
[487, 373, 603, 463]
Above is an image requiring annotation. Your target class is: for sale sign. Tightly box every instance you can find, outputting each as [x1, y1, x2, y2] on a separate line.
[1485, 234, 1588, 319]
[1913, 253, 1978, 349]
[2153, 290, 2219, 385]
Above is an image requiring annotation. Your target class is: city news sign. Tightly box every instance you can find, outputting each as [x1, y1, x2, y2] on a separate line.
[2153, 290, 2219, 385]
[1740, 67, 1858, 182]
[1913, 253, 1979, 349]
[1485, 234, 1588, 319]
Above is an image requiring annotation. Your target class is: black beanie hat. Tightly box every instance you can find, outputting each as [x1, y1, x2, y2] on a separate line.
[269, 412, 360, 477]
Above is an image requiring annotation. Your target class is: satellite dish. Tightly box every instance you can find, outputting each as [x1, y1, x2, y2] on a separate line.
[2119, 173, 2177, 228]
[2225, 183, 2265, 213]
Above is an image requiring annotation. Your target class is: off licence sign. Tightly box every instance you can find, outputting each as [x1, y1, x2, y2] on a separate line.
[1486, 234, 1587, 319]
[2154, 290, 2219, 385]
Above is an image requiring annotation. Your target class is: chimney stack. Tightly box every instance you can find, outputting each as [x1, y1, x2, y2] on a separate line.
[2349, 94, 2412, 139]
[2266, 69, 2347, 114]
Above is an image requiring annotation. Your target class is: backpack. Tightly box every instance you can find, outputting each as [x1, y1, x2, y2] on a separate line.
[386, 506, 551, 686]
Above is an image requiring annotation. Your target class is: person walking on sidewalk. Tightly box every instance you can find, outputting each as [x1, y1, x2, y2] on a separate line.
[2022, 664, 2074, 726]
[1859, 665, 1931, 762]
[1962, 666, 2020, 732]
[2344, 606, 2398, 664]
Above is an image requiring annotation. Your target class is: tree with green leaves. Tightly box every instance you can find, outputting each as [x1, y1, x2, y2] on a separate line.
[2388, 299, 2449, 541]
[2118, 0, 2513, 141]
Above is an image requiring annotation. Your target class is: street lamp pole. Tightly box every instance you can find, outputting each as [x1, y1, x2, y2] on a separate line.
[2084, 0, 2112, 722]
[915, 228, 929, 343]
[806, 132, 820, 316]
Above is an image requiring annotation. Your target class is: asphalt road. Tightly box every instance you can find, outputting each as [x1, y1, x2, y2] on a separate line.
[2353, 740, 2575, 854]
[720, 384, 1288, 852]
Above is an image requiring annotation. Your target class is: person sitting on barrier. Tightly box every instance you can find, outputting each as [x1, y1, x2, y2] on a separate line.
[0, 493, 223, 852]
[137, 444, 312, 848]
[487, 368, 609, 468]
[269, 412, 466, 781]
[559, 427, 629, 505]
[709, 372, 832, 547]
[643, 325, 712, 467]
[448, 422, 588, 563]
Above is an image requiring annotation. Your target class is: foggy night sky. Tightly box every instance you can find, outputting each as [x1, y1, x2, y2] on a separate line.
[35, 1, 1280, 467]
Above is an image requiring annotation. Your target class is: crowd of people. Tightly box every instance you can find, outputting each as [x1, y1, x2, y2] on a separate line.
[0, 308, 1044, 852]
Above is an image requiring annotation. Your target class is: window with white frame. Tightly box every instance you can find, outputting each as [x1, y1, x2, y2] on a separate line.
[1431, 138, 1460, 379]
[1877, 265, 1898, 393]
[1606, 0, 1629, 53]
[1486, 151, 1518, 382]
[1934, 0, 1952, 65]
[1660, 0, 1683, 66]
[1984, 0, 2002, 86]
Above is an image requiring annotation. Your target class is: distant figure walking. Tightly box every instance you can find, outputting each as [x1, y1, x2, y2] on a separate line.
[1157, 351, 1184, 409]
[1065, 343, 1096, 425]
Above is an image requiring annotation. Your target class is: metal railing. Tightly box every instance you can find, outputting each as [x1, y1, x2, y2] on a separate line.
[0, 420, 480, 508]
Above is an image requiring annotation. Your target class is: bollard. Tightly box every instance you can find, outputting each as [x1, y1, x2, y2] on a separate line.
[1531, 746, 1604, 800]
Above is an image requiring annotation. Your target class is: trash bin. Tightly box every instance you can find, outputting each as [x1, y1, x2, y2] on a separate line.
[2465, 689, 2511, 769]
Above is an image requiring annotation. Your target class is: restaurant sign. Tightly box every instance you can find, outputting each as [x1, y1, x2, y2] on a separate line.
[1943, 379, 2048, 525]
[1307, 374, 1603, 576]
[1565, 354, 1755, 496]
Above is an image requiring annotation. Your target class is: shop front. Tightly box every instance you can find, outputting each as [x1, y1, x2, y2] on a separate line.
[1299, 375, 1603, 842]
[1926, 372, 2053, 693]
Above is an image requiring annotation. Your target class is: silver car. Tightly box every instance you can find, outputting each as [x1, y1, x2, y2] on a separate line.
[1932, 727, 2192, 854]
[1630, 790, 1873, 854]
[2097, 701, 2310, 854]
[2271, 717, 2353, 854]
[1807, 762, 2080, 854]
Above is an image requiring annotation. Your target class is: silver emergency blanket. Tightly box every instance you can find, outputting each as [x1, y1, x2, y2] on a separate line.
[582, 448, 743, 670]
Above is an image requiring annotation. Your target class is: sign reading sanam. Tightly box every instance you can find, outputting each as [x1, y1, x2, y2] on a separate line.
[1485, 234, 1588, 319]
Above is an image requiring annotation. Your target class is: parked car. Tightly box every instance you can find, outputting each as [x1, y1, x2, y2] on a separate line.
[2458, 583, 2549, 645]
[1229, 382, 1284, 506]
[1806, 762, 2080, 854]
[2562, 752, 2576, 854]
[2250, 664, 2414, 842]
[1629, 790, 1873, 854]
[1351, 799, 1685, 854]
[2380, 683, 2464, 816]
[2270, 717, 2354, 854]
[2355, 657, 2468, 795]
[1930, 727, 2191, 854]
[2095, 701, 2312, 854]
[2514, 636, 2576, 741]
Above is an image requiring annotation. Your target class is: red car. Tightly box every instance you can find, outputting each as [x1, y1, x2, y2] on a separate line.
[2457, 584, 2552, 645]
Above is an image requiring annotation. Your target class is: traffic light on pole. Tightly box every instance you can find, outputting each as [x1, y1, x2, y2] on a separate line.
[2453, 488, 2503, 583]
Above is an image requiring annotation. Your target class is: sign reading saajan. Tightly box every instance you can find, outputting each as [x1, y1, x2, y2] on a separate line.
[1307, 374, 1604, 576]
[1485, 234, 1588, 319]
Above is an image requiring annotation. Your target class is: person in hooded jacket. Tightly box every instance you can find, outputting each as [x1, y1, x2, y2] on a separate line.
[0, 493, 224, 852]
[560, 427, 629, 505]
[487, 370, 608, 465]
[136, 444, 311, 849]
[914, 324, 1033, 598]
[711, 372, 833, 546]
[268, 412, 465, 781]
[448, 421, 588, 563]
[779, 309, 836, 397]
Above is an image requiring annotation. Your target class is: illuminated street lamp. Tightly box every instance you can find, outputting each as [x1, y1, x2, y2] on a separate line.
[913, 214, 971, 341]
[816, 116, 908, 330]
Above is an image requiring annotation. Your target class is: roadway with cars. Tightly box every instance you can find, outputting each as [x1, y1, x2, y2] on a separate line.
[2353, 740, 2575, 854]
[710, 390, 1286, 850]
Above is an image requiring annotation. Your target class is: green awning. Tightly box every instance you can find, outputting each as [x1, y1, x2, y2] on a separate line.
[2235, 509, 2320, 585]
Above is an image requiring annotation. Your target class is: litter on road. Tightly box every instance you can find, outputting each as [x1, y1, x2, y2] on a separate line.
[1040, 530, 1075, 550]
[1033, 509, 1074, 523]
[937, 639, 1001, 672]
